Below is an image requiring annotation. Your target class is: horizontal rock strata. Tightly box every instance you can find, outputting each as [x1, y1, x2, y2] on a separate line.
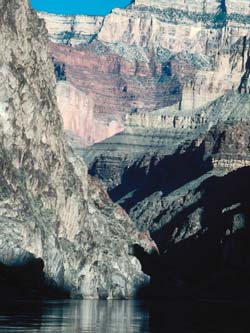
[40, 1, 250, 144]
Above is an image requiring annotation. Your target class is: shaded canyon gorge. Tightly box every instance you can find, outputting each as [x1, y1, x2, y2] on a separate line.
[41, 0, 250, 298]
[0, 0, 250, 302]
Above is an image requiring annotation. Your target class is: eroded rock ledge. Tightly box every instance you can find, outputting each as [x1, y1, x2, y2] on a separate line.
[39, 0, 250, 144]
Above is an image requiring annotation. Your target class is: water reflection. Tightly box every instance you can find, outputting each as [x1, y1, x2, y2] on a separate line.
[0, 299, 249, 333]
[0, 300, 150, 333]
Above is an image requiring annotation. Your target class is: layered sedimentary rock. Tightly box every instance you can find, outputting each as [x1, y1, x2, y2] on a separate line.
[38, 12, 104, 46]
[131, 118, 250, 296]
[134, 0, 250, 16]
[82, 90, 250, 298]
[133, 0, 222, 13]
[39, 0, 250, 144]
[56, 82, 123, 145]
[129, 103, 250, 231]
[49, 39, 181, 145]
[37, 1, 250, 298]
[98, 6, 250, 109]
[0, 0, 152, 299]
[82, 92, 250, 193]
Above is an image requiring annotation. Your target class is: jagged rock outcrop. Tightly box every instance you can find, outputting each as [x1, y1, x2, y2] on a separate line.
[81, 93, 250, 299]
[35, 0, 250, 298]
[0, 0, 152, 299]
[136, 166, 250, 299]
[82, 92, 250, 196]
[39, 0, 250, 144]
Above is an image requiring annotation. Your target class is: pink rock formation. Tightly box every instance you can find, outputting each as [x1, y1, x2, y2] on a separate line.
[50, 40, 181, 144]
[50, 41, 181, 110]
[39, 1, 250, 144]
[56, 82, 123, 145]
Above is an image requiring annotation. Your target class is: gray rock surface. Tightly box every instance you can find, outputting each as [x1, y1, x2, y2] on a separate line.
[0, 0, 150, 299]
[82, 93, 245, 194]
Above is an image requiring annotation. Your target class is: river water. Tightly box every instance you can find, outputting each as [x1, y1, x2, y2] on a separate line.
[0, 299, 248, 332]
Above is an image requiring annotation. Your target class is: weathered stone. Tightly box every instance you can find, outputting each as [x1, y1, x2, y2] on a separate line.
[40, 1, 250, 144]
[0, 0, 150, 299]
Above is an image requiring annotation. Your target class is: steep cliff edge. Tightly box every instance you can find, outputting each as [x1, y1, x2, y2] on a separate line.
[38, 12, 104, 46]
[39, 0, 250, 144]
[35, 0, 250, 298]
[82, 92, 250, 199]
[133, 0, 250, 16]
[0, 0, 151, 299]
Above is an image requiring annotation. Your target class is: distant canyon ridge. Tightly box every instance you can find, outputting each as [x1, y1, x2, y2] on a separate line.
[39, 0, 250, 145]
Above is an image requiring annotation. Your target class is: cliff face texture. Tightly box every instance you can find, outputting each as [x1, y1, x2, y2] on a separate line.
[2, 0, 250, 301]
[38, 12, 104, 46]
[82, 92, 250, 212]
[56, 81, 123, 144]
[82, 91, 250, 297]
[0, 0, 152, 299]
[40, 0, 250, 144]
[134, 0, 250, 15]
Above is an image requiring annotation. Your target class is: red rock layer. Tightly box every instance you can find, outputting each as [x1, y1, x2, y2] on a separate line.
[50, 41, 181, 137]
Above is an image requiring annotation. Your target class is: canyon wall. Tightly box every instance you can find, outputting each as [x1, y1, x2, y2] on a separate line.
[38, 12, 103, 46]
[56, 82, 123, 145]
[0, 0, 151, 299]
[134, 0, 250, 16]
[37, 1, 250, 298]
[227, 0, 250, 15]
[133, 0, 222, 13]
[82, 92, 250, 211]
[39, 0, 250, 144]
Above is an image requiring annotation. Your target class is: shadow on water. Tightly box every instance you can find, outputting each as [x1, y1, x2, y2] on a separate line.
[146, 300, 250, 333]
[0, 299, 250, 333]
[0, 300, 150, 333]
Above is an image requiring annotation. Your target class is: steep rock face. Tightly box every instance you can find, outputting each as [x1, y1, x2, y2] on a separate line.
[37, 1, 250, 298]
[81, 91, 250, 298]
[133, 0, 222, 13]
[82, 93, 250, 214]
[49, 39, 181, 145]
[136, 166, 250, 298]
[134, 0, 250, 16]
[98, 7, 250, 109]
[227, 0, 250, 15]
[0, 0, 150, 299]
[38, 12, 104, 46]
[40, 1, 250, 144]
[56, 82, 123, 145]
[129, 106, 250, 234]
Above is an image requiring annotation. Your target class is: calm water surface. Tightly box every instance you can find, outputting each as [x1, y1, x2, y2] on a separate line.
[0, 300, 150, 333]
[0, 299, 249, 333]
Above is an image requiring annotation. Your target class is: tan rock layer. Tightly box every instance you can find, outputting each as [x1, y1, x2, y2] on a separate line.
[40, 1, 250, 144]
